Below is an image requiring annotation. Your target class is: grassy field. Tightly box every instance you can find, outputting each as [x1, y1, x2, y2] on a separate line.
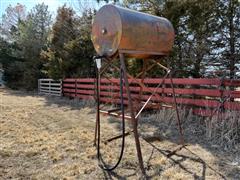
[0, 89, 239, 179]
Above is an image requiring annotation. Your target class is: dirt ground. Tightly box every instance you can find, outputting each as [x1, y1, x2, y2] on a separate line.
[0, 89, 239, 179]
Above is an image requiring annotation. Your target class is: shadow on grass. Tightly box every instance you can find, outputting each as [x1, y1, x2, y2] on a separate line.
[97, 106, 239, 179]
[145, 142, 226, 180]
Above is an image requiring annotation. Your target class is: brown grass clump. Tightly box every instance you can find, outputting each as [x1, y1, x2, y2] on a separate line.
[141, 107, 239, 151]
[205, 111, 240, 150]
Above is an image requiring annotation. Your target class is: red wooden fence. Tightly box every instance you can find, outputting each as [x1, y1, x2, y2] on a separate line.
[62, 78, 240, 117]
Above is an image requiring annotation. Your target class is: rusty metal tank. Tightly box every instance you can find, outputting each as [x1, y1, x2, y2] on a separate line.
[91, 5, 175, 58]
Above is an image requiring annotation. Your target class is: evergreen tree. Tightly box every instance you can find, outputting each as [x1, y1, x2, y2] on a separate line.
[0, 3, 26, 41]
[212, 0, 240, 78]
[18, 3, 52, 90]
[0, 3, 51, 89]
[42, 6, 95, 79]
[0, 3, 26, 88]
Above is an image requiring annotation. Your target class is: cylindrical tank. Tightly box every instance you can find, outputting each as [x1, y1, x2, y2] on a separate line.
[91, 5, 175, 58]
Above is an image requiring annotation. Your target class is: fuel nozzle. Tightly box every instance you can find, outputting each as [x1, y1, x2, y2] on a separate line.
[93, 56, 105, 70]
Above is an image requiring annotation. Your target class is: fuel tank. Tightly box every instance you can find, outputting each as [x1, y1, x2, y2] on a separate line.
[91, 5, 175, 58]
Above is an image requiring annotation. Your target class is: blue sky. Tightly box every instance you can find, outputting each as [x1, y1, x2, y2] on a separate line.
[0, 0, 104, 18]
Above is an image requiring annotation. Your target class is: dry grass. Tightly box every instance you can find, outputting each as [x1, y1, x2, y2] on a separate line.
[0, 89, 239, 179]
[144, 107, 240, 151]
[205, 111, 239, 150]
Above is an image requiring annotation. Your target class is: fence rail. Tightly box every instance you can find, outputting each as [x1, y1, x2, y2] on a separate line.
[62, 78, 240, 117]
[38, 79, 62, 96]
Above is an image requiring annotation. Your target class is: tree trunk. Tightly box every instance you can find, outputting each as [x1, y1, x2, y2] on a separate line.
[229, 0, 235, 79]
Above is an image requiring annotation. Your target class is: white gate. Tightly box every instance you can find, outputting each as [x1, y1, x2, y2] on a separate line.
[38, 79, 62, 96]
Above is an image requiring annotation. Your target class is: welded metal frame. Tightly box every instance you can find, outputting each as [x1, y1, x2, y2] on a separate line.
[94, 53, 184, 176]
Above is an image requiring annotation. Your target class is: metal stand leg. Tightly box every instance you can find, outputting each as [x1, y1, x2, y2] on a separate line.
[94, 65, 101, 146]
[169, 72, 184, 144]
[94, 117, 98, 146]
[119, 53, 146, 176]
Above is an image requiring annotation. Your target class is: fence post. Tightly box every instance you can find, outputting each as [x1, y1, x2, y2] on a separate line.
[94, 78, 97, 101]
[75, 79, 77, 97]
[60, 79, 63, 97]
[162, 83, 166, 97]
[48, 79, 50, 95]
[38, 79, 40, 94]
[219, 77, 225, 112]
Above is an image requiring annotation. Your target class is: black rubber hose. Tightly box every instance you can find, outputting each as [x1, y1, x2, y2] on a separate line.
[96, 65, 125, 171]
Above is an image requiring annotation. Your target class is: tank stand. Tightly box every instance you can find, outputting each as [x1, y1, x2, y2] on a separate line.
[94, 53, 184, 177]
[119, 53, 146, 176]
